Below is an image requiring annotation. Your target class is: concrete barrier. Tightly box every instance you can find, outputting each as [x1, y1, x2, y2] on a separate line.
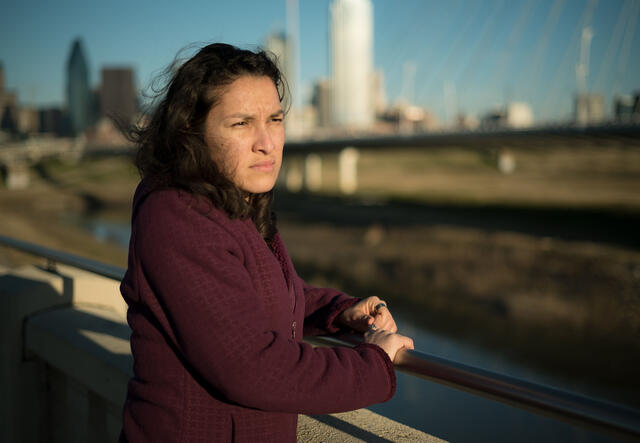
[0, 264, 443, 442]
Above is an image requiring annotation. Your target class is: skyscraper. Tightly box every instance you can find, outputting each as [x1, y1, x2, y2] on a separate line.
[265, 0, 303, 137]
[265, 31, 303, 136]
[66, 38, 92, 135]
[100, 67, 136, 124]
[0, 61, 5, 94]
[311, 79, 331, 128]
[265, 32, 292, 110]
[0, 62, 19, 133]
[329, 0, 374, 129]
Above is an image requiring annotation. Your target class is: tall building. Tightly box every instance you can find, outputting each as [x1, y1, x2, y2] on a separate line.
[0, 61, 19, 133]
[371, 69, 387, 116]
[66, 38, 93, 135]
[0, 61, 5, 94]
[265, 32, 293, 113]
[265, 1, 302, 136]
[574, 93, 604, 125]
[311, 79, 331, 128]
[480, 102, 534, 129]
[18, 108, 40, 134]
[614, 94, 640, 122]
[39, 107, 69, 135]
[329, 0, 374, 129]
[100, 67, 136, 124]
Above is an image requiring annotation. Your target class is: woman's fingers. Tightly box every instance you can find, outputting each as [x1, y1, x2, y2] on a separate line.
[340, 296, 400, 333]
[364, 329, 414, 362]
[370, 302, 398, 333]
[400, 335, 414, 350]
[360, 314, 375, 329]
[376, 313, 397, 333]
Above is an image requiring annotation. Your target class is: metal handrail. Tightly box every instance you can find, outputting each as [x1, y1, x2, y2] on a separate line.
[1, 234, 639, 439]
[306, 335, 640, 439]
[0, 234, 124, 281]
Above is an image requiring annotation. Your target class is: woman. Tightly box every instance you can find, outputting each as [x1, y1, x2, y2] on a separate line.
[120, 43, 414, 442]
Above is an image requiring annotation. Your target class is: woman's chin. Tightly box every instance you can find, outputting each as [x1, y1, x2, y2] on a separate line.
[238, 178, 278, 194]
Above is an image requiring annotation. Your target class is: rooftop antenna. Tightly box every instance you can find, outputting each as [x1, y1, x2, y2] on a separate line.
[286, 0, 301, 136]
[593, 0, 630, 92]
[576, 26, 593, 93]
[401, 60, 416, 104]
[539, 0, 597, 122]
[614, 0, 639, 95]
[443, 80, 457, 126]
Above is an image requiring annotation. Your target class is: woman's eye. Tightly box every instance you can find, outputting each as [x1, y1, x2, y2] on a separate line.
[232, 121, 247, 127]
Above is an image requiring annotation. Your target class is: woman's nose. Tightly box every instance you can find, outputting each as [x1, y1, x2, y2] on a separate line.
[253, 125, 275, 154]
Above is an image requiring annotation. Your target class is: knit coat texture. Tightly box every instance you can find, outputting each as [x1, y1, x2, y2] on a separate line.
[119, 181, 396, 442]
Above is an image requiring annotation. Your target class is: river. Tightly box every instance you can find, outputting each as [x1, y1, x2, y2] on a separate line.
[76, 215, 626, 442]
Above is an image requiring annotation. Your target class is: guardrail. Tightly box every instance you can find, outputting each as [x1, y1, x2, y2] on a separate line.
[0, 234, 124, 280]
[1, 233, 639, 439]
[283, 123, 640, 152]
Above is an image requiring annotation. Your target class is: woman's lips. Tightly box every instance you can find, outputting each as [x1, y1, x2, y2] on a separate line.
[250, 160, 275, 172]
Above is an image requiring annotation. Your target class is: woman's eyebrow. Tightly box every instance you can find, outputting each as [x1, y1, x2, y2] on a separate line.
[227, 113, 253, 119]
[226, 109, 283, 119]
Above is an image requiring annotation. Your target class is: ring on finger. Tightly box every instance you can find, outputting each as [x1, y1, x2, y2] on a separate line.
[374, 302, 387, 312]
[369, 323, 379, 331]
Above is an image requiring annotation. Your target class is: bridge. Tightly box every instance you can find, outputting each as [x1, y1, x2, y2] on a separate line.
[1, 123, 639, 192]
[0, 137, 83, 189]
[1, 234, 638, 442]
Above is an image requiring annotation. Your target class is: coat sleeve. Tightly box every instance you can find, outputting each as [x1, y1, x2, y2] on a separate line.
[134, 191, 395, 415]
[300, 279, 360, 336]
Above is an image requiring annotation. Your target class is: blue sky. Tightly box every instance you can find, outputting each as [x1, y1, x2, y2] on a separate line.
[1, 0, 639, 123]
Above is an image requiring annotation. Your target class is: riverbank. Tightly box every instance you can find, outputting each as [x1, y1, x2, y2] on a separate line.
[1, 154, 639, 406]
[0, 172, 130, 268]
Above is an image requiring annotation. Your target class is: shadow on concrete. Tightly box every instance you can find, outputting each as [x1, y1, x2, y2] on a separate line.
[307, 414, 395, 443]
[27, 306, 132, 373]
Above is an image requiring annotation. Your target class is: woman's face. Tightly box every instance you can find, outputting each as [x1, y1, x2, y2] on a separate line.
[204, 75, 285, 194]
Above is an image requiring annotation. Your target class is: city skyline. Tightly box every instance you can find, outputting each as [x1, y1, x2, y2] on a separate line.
[1, 0, 639, 124]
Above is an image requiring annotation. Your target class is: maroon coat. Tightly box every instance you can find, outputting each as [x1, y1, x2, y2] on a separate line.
[119, 181, 396, 442]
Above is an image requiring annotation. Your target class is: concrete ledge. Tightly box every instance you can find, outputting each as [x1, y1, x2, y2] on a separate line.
[26, 304, 445, 441]
[2, 265, 445, 442]
[25, 305, 132, 407]
[54, 263, 127, 319]
[0, 265, 72, 441]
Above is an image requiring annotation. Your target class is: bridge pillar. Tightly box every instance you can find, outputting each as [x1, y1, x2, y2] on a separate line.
[497, 148, 516, 174]
[339, 147, 359, 194]
[285, 158, 304, 192]
[2, 161, 30, 190]
[304, 153, 322, 192]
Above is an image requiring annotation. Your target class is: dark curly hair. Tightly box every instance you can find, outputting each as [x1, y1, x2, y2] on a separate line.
[130, 43, 287, 244]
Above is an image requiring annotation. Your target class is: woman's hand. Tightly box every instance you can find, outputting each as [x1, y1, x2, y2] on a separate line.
[337, 296, 397, 333]
[364, 329, 414, 362]
[338, 296, 414, 361]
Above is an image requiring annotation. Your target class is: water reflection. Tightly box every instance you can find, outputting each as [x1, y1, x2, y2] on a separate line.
[370, 315, 614, 442]
[65, 214, 131, 248]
